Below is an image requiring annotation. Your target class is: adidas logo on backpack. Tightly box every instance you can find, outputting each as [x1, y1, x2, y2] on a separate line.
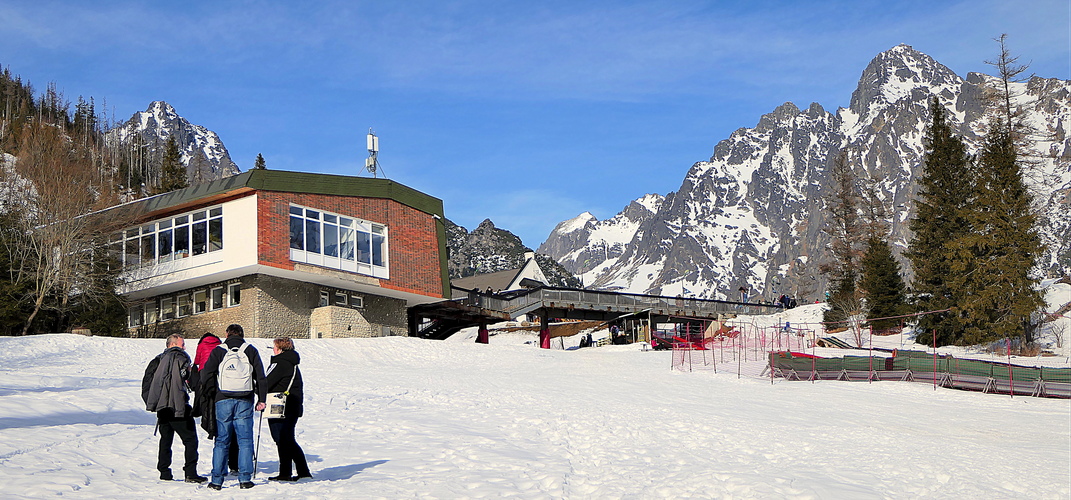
[217, 343, 254, 395]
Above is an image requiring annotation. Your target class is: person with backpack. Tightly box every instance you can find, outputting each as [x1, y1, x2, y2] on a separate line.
[198, 324, 267, 490]
[191, 332, 239, 475]
[141, 334, 206, 484]
[264, 337, 312, 482]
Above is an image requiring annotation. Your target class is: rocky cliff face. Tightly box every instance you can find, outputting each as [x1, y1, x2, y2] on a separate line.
[445, 218, 581, 288]
[540, 44, 1071, 302]
[107, 101, 241, 182]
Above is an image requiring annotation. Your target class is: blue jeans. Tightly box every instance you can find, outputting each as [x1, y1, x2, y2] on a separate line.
[211, 398, 254, 484]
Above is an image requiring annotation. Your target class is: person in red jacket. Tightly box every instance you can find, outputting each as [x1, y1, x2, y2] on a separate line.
[194, 332, 221, 371]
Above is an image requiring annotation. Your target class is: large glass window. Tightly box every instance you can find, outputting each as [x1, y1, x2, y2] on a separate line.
[288, 205, 389, 276]
[174, 216, 190, 259]
[157, 221, 173, 262]
[113, 206, 223, 268]
[305, 218, 320, 253]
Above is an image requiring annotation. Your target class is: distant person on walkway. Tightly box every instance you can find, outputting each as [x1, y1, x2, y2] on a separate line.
[265, 337, 312, 482]
[142, 334, 206, 484]
[200, 324, 267, 490]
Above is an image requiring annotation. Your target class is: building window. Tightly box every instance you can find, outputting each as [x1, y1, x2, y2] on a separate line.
[334, 292, 348, 307]
[161, 297, 175, 321]
[145, 301, 158, 324]
[319, 291, 329, 307]
[112, 205, 223, 268]
[128, 305, 143, 327]
[350, 295, 364, 308]
[177, 294, 191, 317]
[227, 283, 242, 307]
[193, 290, 207, 314]
[210, 287, 224, 310]
[289, 204, 388, 278]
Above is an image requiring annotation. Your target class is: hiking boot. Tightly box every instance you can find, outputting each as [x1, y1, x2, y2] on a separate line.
[207, 483, 222, 490]
[159, 470, 173, 481]
[185, 475, 207, 484]
[268, 475, 296, 482]
[239, 481, 255, 489]
[294, 473, 313, 480]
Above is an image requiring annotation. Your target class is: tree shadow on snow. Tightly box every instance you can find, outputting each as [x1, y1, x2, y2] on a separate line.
[0, 378, 139, 397]
[0, 409, 155, 430]
[313, 460, 389, 481]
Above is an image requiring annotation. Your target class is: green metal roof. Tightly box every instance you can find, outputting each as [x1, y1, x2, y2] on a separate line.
[138, 170, 444, 217]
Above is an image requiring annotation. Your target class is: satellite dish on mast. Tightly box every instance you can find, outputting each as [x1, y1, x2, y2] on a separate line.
[363, 128, 383, 178]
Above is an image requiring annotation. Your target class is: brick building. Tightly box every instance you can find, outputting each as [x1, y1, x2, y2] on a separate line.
[117, 170, 448, 339]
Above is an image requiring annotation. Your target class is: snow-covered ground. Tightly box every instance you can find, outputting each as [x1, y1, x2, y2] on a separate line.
[2, 300, 1069, 499]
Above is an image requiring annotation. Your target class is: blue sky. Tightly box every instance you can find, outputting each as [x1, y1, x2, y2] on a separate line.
[1, 0, 1068, 247]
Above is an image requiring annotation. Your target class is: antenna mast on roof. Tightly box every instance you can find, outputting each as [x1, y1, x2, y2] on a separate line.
[363, 128, 384, 178]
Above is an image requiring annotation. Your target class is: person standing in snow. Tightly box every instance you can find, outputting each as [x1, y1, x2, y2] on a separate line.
[264, 337, 312, 482]
[199, 324, 267, 490]
[142, 334, 206, 484]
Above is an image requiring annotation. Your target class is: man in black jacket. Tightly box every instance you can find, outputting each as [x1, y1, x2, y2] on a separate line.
[199, 324, 267, 490]
[142, 334, 206, 483]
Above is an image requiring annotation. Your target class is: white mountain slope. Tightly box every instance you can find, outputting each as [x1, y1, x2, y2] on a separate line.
[537, 194, 663, 283]
[541, 44, 1071, 301]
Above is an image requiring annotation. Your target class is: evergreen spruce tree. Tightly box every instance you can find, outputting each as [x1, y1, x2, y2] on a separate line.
[907, 98, 973, 346]
[860, 235, 908, 331]
[945, 120, 1045, 345]
[822, 150, 865, 328]
[254, 153, 266, 170]
[156, 136, 187, 193]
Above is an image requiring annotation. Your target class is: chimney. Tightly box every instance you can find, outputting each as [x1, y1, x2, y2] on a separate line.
[524, 251, 535, 261]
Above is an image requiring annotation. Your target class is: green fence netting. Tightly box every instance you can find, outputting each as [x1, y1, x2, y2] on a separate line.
[770, 350, 1071, 384]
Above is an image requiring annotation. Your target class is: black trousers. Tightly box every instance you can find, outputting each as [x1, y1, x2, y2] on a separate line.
[157, 409, 199, 477]
[268, 415, 310, 477]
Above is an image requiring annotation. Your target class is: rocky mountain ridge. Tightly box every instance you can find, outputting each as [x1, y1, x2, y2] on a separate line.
[107, 101, 241, 182]
[446, 218, 581, 288]
[540, 44, 1071, 302]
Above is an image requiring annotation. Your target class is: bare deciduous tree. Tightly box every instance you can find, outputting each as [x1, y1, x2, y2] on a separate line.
[2, 122, 139, 335]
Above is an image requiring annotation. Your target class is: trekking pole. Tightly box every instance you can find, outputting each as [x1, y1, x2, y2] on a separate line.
[254, 410, 264, 479]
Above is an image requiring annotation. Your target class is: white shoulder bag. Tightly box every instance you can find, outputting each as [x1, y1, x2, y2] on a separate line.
[265, 367, 297, 419]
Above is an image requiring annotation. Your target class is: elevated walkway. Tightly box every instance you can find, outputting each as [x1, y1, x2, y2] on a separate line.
[409, 286, 781, 339]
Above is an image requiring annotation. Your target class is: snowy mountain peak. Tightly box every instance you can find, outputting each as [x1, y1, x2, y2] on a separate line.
[850, 44, 962, 116]
[634, 194, 664, 213]
[107, 101, 241, 185]
[554, 212, 598, 235]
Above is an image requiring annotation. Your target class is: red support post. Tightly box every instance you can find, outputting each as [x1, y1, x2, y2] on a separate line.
[932, 329, 937, 391]
[1007, 338, 1014, 398]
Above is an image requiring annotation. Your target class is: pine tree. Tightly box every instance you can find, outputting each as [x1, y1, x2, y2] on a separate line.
[907, 98, 973, 346]
[254, 153, 266, 170]
[156, 135, 187, 193]
[946, 120, 1045, 345]
[860, 235, 908, 331]
[822, 150, 865, 328]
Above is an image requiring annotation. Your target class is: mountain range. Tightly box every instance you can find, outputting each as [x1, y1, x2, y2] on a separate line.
[538, 44, 1070, 302]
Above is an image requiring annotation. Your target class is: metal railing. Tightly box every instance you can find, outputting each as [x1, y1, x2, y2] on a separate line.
[468, 286, 780, 319]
